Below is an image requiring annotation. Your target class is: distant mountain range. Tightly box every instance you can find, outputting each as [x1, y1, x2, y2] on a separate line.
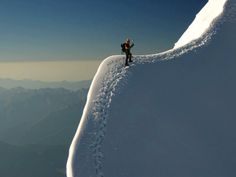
[0, 87, 87, 145]
[0, 87, 88, 177]
[0, 142, 67, 177]
[0, 78, 91, 91]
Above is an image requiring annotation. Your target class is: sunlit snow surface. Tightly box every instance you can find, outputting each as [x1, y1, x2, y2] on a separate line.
[67, 0, 234, 177]
[174, 0, 227, 49]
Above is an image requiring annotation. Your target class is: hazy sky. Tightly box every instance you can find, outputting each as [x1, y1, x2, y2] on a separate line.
[0, 0, 207, 81]
[0, 61, 101, 81]
[0, 0, 207, 61]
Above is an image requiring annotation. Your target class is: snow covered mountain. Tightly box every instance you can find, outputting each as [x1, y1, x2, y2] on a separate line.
[67, 0, 236, 177]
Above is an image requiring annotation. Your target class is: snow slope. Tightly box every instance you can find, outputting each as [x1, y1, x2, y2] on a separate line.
[67, 0, 234, 177]
[174, 0, 227, 49]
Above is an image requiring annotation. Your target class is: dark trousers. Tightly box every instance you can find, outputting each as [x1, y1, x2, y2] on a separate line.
[125, 52, 132, 65]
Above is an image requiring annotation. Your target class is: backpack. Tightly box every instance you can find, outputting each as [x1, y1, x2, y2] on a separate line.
[121, 43, 126, 52]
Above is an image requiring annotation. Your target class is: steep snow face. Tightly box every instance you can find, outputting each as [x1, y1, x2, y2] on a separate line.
[67, 0, 231, 177]
[174, 0, 227, 49]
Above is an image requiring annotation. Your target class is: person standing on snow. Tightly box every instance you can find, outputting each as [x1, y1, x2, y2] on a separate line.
[121, 38, 134, 66]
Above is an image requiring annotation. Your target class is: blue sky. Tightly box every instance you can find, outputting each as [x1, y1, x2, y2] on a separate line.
[0, 0, 207, 61]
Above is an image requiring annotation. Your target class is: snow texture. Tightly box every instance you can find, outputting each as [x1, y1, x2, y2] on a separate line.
[67, 0, 232, 177]
[174, 0, 227, 49]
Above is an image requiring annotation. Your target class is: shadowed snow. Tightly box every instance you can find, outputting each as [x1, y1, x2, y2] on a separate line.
[66, 1, 230, 177]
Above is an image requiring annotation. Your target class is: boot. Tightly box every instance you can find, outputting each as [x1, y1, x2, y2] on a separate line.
[129, 54, 133, 62]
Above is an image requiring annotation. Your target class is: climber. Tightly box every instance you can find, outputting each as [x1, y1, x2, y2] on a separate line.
[121, 38, 134, 66]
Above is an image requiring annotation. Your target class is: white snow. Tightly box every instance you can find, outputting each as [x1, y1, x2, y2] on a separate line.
[66, 56, 128, 177]
[174, 0, 227, 49]
[66, 1, 228, 177]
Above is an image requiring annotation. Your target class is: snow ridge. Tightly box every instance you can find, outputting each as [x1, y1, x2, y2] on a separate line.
[66, 56, 130, 177]
[86, 36, 213, 177]
[90, 59, 128, 177]
[174, 0, 227, 49]
[66, 1, 228, 177]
